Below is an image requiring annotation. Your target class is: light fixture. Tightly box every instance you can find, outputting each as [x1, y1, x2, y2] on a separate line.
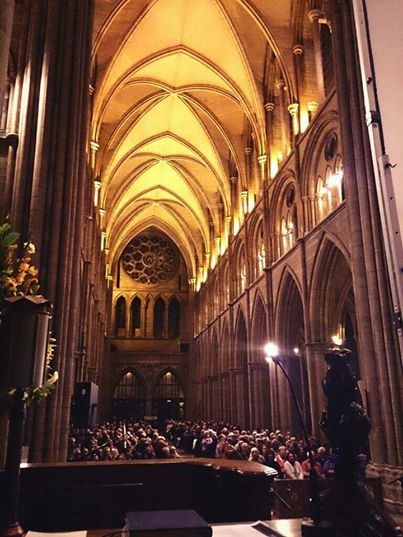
[264, 341, 321, 527]
[293, 347, 300, 355]
[264, 342, 279, 360]
[332, 334, 343, 346]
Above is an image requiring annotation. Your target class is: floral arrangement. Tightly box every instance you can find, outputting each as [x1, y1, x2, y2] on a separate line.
[0, 221, 40, 301]
[0, 220, 58, 401]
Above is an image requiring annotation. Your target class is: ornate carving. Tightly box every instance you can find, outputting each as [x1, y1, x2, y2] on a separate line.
[121, 232, 179, 285]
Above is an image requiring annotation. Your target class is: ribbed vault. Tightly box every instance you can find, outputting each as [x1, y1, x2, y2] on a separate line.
[92, 0, 300, 281]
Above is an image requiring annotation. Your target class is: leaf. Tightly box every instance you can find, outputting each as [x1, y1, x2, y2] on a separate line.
[3, 231, 19, 246]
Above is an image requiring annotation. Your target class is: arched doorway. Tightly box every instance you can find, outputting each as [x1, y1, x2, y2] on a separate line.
[152, 370, 185, 424]
[111, 370, 146, 420]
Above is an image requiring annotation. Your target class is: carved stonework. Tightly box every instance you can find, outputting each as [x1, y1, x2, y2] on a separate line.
[121, 232, 179, 285]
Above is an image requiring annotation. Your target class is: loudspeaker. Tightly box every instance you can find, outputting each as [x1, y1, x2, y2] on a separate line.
[71, 382, 99, 429]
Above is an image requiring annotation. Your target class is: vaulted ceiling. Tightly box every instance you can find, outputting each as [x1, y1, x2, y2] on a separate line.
[91, 0, 311, 281]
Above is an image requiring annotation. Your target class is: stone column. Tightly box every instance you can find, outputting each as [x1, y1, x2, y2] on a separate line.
[8, 0, 94, 462]
[276, 80, 289, 160]
[288, 103, 299, 137]
[329, 0, 402, 466]
[308, 9, 326, 103]
[264, 102, 274, 178]
[0, 0, 15, 115]
[249, 363, 270, 428]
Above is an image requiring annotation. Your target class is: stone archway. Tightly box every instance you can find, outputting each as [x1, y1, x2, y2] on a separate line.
[275, 269, 310, 436]
[111, 369, 146, 420]
[232, 308, 249, 427]
[249, 293, 271, 428]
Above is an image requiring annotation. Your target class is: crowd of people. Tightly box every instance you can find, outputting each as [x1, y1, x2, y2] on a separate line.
[68, 418, 366, 480]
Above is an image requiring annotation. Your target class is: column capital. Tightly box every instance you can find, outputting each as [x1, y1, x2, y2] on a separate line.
[265, 102, 275, 112]
[293, 44, 304, 56]
[99, 207, 106, 217]
[88, 84, 95, 96]
[225, 215, 232, 223]
[307, 101, 319, 113]
[90, 140, 99, 152]
[308, 9, 323, 23]
[288, 102, 299, 116]
[240, 190, 248, 199]
[258, 154, 267, 166]
[94, 179, 101, 191]
[230, 176, 237, 184]
[244, 147, 253, 155]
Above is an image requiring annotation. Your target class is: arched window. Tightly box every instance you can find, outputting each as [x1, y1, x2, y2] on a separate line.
[112, 370, 146, 420]
[154, 370, 184, 399]
[153, 297, 165, 338]
[152, 370, 185, 420]
[131, 297, 141, 336]
[238, 246, 246, 295]
[115, 296, 126, 335]
[256, 223, 265, 278]
[114, 371, 145, 399]
[168, 297, 181, 338]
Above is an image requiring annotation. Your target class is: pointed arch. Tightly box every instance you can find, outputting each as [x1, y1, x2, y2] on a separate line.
[275, 267, 309, 435]
[153, 296, 166, 338]
[131, 295, 142, 335]
[250, 291, 268, 362]
[168, 296, 181, 338]
[152, 368, 186, 421]
[309, 234, 353, 343]
[115, 295, 127, 335]
[112, 368, 146, 419]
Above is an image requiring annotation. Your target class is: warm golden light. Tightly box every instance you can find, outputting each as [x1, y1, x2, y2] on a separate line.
[293, 347, 300, 354]
[332, 335, 343, 346]
[233, 217, 240, 235]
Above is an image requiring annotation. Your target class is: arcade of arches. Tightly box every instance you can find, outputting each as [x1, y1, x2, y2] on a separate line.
[0, 0, 402, 512]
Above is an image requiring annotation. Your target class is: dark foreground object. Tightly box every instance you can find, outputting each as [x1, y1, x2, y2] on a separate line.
[125, 509, 212, 536]
[15, 457, 275, 531]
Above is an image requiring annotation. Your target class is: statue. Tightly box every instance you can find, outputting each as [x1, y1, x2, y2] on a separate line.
[318, 347, 399, 537]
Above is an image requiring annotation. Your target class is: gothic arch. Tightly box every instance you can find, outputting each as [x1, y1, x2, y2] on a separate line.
[249, 211, 265, 279]
[274, 267, 309, 434]
[250, 291, 268, 362]
[151, 366, 185, 397]
[220, 320, 230, 373]
[234, 307, 248, 368]
[210, 329, 219, 376]
[269, 171, 301, 259]
[309, 234, 353, 342]
[112, 366, 146, 390]
[274, 265, 304, 345]
[300, 111, 341, 214]
[111, 368, 146, 419]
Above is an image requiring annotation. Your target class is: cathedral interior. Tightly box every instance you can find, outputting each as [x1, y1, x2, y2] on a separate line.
[0, 0, 402, 525]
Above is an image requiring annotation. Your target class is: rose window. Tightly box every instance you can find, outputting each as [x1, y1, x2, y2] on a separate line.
[121, 234, 179, 285]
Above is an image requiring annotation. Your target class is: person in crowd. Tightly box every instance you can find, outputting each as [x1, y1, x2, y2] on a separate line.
[249, 447, 265, 464]
[283, 452, 304, 480]
[67, 417, 334, 480]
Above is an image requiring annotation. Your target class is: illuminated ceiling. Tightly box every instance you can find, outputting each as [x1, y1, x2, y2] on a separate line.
[92, 0, 302, 281]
